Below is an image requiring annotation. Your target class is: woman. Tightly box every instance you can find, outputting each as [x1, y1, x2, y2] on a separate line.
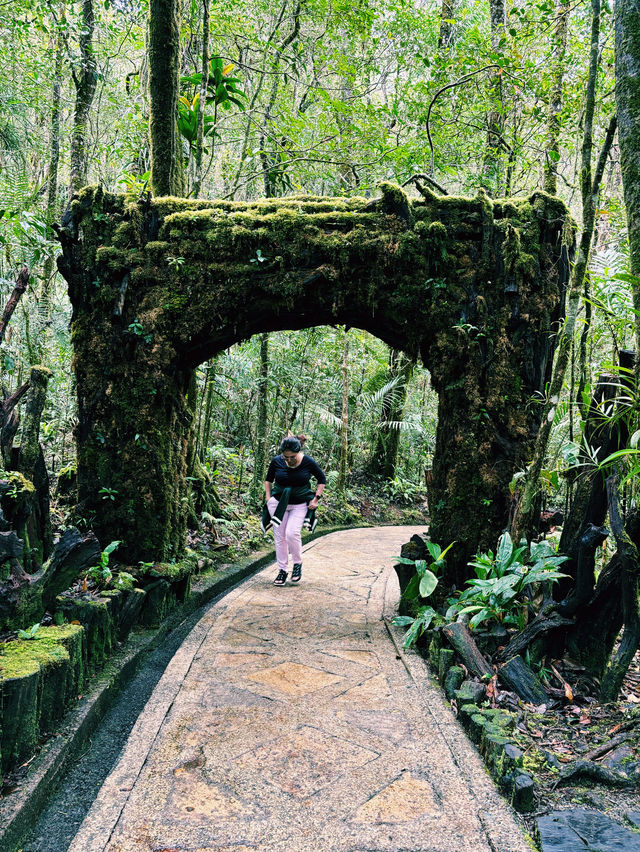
[264, 434, 326, 585]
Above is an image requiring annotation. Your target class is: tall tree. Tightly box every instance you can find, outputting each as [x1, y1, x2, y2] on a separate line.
[192, 0, 210, 198]
[149, 0, 184, 196]
[251, 333, 269, 503]
[512, 0, 617, 541]
[615, 0, 640, 367]
[337, 328, 350, 494]
[371, 350, 413, 480]
[543, 0, 570, 195]
[482, 0, 507, 193]
[70, 0, 97, 193]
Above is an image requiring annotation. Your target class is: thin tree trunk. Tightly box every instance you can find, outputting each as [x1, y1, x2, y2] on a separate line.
[543, 0, 570, 195]
[372, 350, 413, 480]
[599, 476, 640, 701]
[482, 0, 507, 193]
[251, 332, 269, 503]
[199, 358, 216, 460]
[511, 0, 615, 540]
[192, 0, 210, 198]
[149, 0, 184, 197]
[615, 0, 640, 371]
[0, 267, 30, 344]
[70, 0, 97, 193]
[230, 1, 289, 198]
[438, 0, 457, 49]
[39, 22, 64, 361]
[258, 1, 300, 198]
[337, 329, 349, 494]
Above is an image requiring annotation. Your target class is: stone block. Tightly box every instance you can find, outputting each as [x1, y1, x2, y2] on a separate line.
[444, 665, 465, 699]
[512, 773, 535, 813]
[537, 808, 640, 850]
[454, 679, 486, 704]
[438, 648, 455, 685]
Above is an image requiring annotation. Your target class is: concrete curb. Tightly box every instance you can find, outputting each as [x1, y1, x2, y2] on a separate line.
[0, 525, 349, 852]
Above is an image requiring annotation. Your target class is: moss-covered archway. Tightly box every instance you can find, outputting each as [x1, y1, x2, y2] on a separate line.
[56, 183, 572, 586]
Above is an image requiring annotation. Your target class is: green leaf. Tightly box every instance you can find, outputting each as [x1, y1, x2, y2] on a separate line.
[419, 571, 438, 598]
[496, 532, 513, 573]
[392, 616, 414, 627]
[403, 573, 421, 600]
[402, 619, 423, 648]
[425, 541, 442, 561]
[414, 559, 427, 577]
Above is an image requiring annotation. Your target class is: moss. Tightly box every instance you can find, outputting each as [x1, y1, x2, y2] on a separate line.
[60, 185, 572, 574]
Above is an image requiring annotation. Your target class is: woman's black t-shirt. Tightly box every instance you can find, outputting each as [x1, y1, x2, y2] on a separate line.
[266, 455, 326, 503]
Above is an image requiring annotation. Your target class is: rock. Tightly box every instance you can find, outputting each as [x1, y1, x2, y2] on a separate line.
[438, 647, 455, 684]
[626, 811, 640, 830]
[537, 808, 640, 851]
[602, 744, 640, 777]
[455, 679, 486, 704]
[444, 665, 465, 699]
[513, 773, 535, 812]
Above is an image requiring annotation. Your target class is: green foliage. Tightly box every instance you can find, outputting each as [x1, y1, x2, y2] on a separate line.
[17, 622, 42, 640]
[178, 57, 246, 152]
[382, 476, 423, 504]
[392, 542, 455, 648]
[86, 540, 121, 589]
[446, 533, 568, 631]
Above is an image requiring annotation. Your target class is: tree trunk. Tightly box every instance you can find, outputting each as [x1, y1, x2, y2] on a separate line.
[543, 0, 570, 195]
[0, 266, 29, 344]
[258, 0, 301, 198]
[337, 328, 349, 494]
[372, 350, 413, 480]
[199, 358, 217, 460]
[39, 20, 64, 361]
[149, 0, 184, 197]
[511, 1, 615, 541]
[599, 477, 640, 701]
[615, 0, 640, 369]
[557, 357, 633, 597]
[70, 0, 97, 193]
[251, 332, 269, 504]
[482, 0, 507, 193]
[438, 0, 457, 49]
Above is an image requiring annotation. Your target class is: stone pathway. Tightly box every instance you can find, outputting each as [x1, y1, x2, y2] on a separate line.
[68, 527, 530, 852]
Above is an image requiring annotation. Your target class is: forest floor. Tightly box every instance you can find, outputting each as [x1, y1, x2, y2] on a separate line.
[512, 659, 640, 837]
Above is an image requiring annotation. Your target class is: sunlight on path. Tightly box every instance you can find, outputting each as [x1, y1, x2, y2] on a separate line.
[68, 527, 529, 852]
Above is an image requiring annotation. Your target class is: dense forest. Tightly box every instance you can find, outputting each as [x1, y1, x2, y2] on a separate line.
[1, 0, 640, 739]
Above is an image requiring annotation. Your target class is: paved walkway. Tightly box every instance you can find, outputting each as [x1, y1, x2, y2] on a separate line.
[69, 527, 530, 852]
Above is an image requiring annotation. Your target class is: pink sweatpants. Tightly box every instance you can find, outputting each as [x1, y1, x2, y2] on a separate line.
[267, 497, 307, 572]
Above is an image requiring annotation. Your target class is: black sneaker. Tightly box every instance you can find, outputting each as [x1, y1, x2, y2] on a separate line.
[291, 563, 302, 583]
[273, 569, 288, 586]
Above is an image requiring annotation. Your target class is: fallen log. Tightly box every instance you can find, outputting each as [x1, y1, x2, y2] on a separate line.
[442, 622, 493, 679]
[499, 655, 549, 705]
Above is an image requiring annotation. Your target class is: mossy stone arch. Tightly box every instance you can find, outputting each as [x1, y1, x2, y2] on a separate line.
[57, 183, 572, 588]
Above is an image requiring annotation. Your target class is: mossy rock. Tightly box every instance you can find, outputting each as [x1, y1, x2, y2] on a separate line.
[139, 576, 190, 627]
[0, 649, 40, 772]
[0, 624, 84, 772]
[55, 596, 116, 673]
[136, 557, 197, 582]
